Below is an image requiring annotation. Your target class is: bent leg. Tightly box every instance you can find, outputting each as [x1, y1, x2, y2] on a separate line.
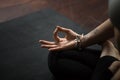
[100, 41, 120, 73]
[91, 40, 120, 80]
[91, 56, 119, 80]
[48, 49, 101, 80]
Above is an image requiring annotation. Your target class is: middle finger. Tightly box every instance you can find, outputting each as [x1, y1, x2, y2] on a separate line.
[39, 40, 55, 45]
[41, 44, 57, 48]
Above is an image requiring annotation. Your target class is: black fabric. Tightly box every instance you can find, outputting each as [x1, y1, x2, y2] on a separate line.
[91, 56, 119, 80]
[0, 8, 101, 80]
[48, 49, 101, 80]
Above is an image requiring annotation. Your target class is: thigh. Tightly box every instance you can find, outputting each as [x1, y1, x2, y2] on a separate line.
[48, 49, 101, 79]
[50, 48, 101, 68]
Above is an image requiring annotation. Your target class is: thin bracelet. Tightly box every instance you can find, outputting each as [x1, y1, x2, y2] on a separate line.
[75, 34, 84, 50]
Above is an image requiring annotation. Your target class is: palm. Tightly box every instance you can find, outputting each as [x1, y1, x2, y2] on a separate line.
[40, 26, 79, 51]
[56, 37, 73, 47]
[40, 37, 75, 51]
[57, 38, 68, 46]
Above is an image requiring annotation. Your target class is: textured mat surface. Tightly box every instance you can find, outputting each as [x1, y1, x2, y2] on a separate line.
[0, 8, 100, 80]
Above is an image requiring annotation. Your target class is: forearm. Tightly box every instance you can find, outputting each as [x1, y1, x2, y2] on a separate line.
[81, 19, 114, 48]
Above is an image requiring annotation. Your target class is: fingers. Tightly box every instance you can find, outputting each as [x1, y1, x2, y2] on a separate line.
[57, 26, 70, 33]
[53, 27, 60, 43]
[39, 40, 57, 49]
[53, 26, 70, 42]
[39, 40, 55, 45]
[41, 44, 57, 48]
[49, 46, 63, 51]
[49, 40, 75, 51]
[48, 44, 70, 51]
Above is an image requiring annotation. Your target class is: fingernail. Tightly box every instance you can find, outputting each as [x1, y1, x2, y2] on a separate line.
[39, 40, 43, 43]
[40, 40, 42, 41]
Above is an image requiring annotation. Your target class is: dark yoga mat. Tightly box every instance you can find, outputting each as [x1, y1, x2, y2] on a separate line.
[0, 8, 101, 80]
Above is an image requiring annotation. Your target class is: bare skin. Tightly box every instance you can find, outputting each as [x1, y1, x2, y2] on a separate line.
[39, 19, 120, 79]
[82, 19, 114, 47]
[40, 26, 80, 51]
[100, 40, 120, 80]
[100, 40, 120, 59]
[39, 19, 114, 51]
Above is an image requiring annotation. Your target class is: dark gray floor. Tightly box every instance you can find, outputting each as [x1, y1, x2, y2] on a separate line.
[0, 8, 100, 80]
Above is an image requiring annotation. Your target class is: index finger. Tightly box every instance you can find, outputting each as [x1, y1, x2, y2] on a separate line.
[39, 40, 55, 45]
[53, 26, 60, 43]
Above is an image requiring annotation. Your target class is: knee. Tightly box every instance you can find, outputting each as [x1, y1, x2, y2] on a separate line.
[109, 61, 120, 73]
[48, 51, 57, 67]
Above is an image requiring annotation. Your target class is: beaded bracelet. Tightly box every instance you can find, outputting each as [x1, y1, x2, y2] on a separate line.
[75, 34, 84, 50]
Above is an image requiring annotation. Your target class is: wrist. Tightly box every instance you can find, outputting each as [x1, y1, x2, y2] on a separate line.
[80, 34, 87, 48]
[74, 34, 85, 50]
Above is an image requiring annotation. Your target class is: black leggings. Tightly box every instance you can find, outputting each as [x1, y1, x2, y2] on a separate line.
[91, 56, 118, 80]
[48, 49, 101, 80]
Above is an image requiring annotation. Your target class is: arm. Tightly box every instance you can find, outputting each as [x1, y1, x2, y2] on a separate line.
[81, 19, 114, 48]
[40, 19, 114, 51]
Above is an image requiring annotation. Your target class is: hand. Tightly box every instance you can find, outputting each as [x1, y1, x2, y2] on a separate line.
[39, 38, 76, 51]
[53, 26, 79, 42]
[39, 26, 80, 51]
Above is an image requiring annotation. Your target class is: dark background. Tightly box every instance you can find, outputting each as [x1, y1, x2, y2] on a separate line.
[0, 8, 100, 80]
[0, 0, 107, 80]
[0, 0, 108, 30]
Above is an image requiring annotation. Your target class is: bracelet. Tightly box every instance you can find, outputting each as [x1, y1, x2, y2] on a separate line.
[75, 34, 84, 50]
